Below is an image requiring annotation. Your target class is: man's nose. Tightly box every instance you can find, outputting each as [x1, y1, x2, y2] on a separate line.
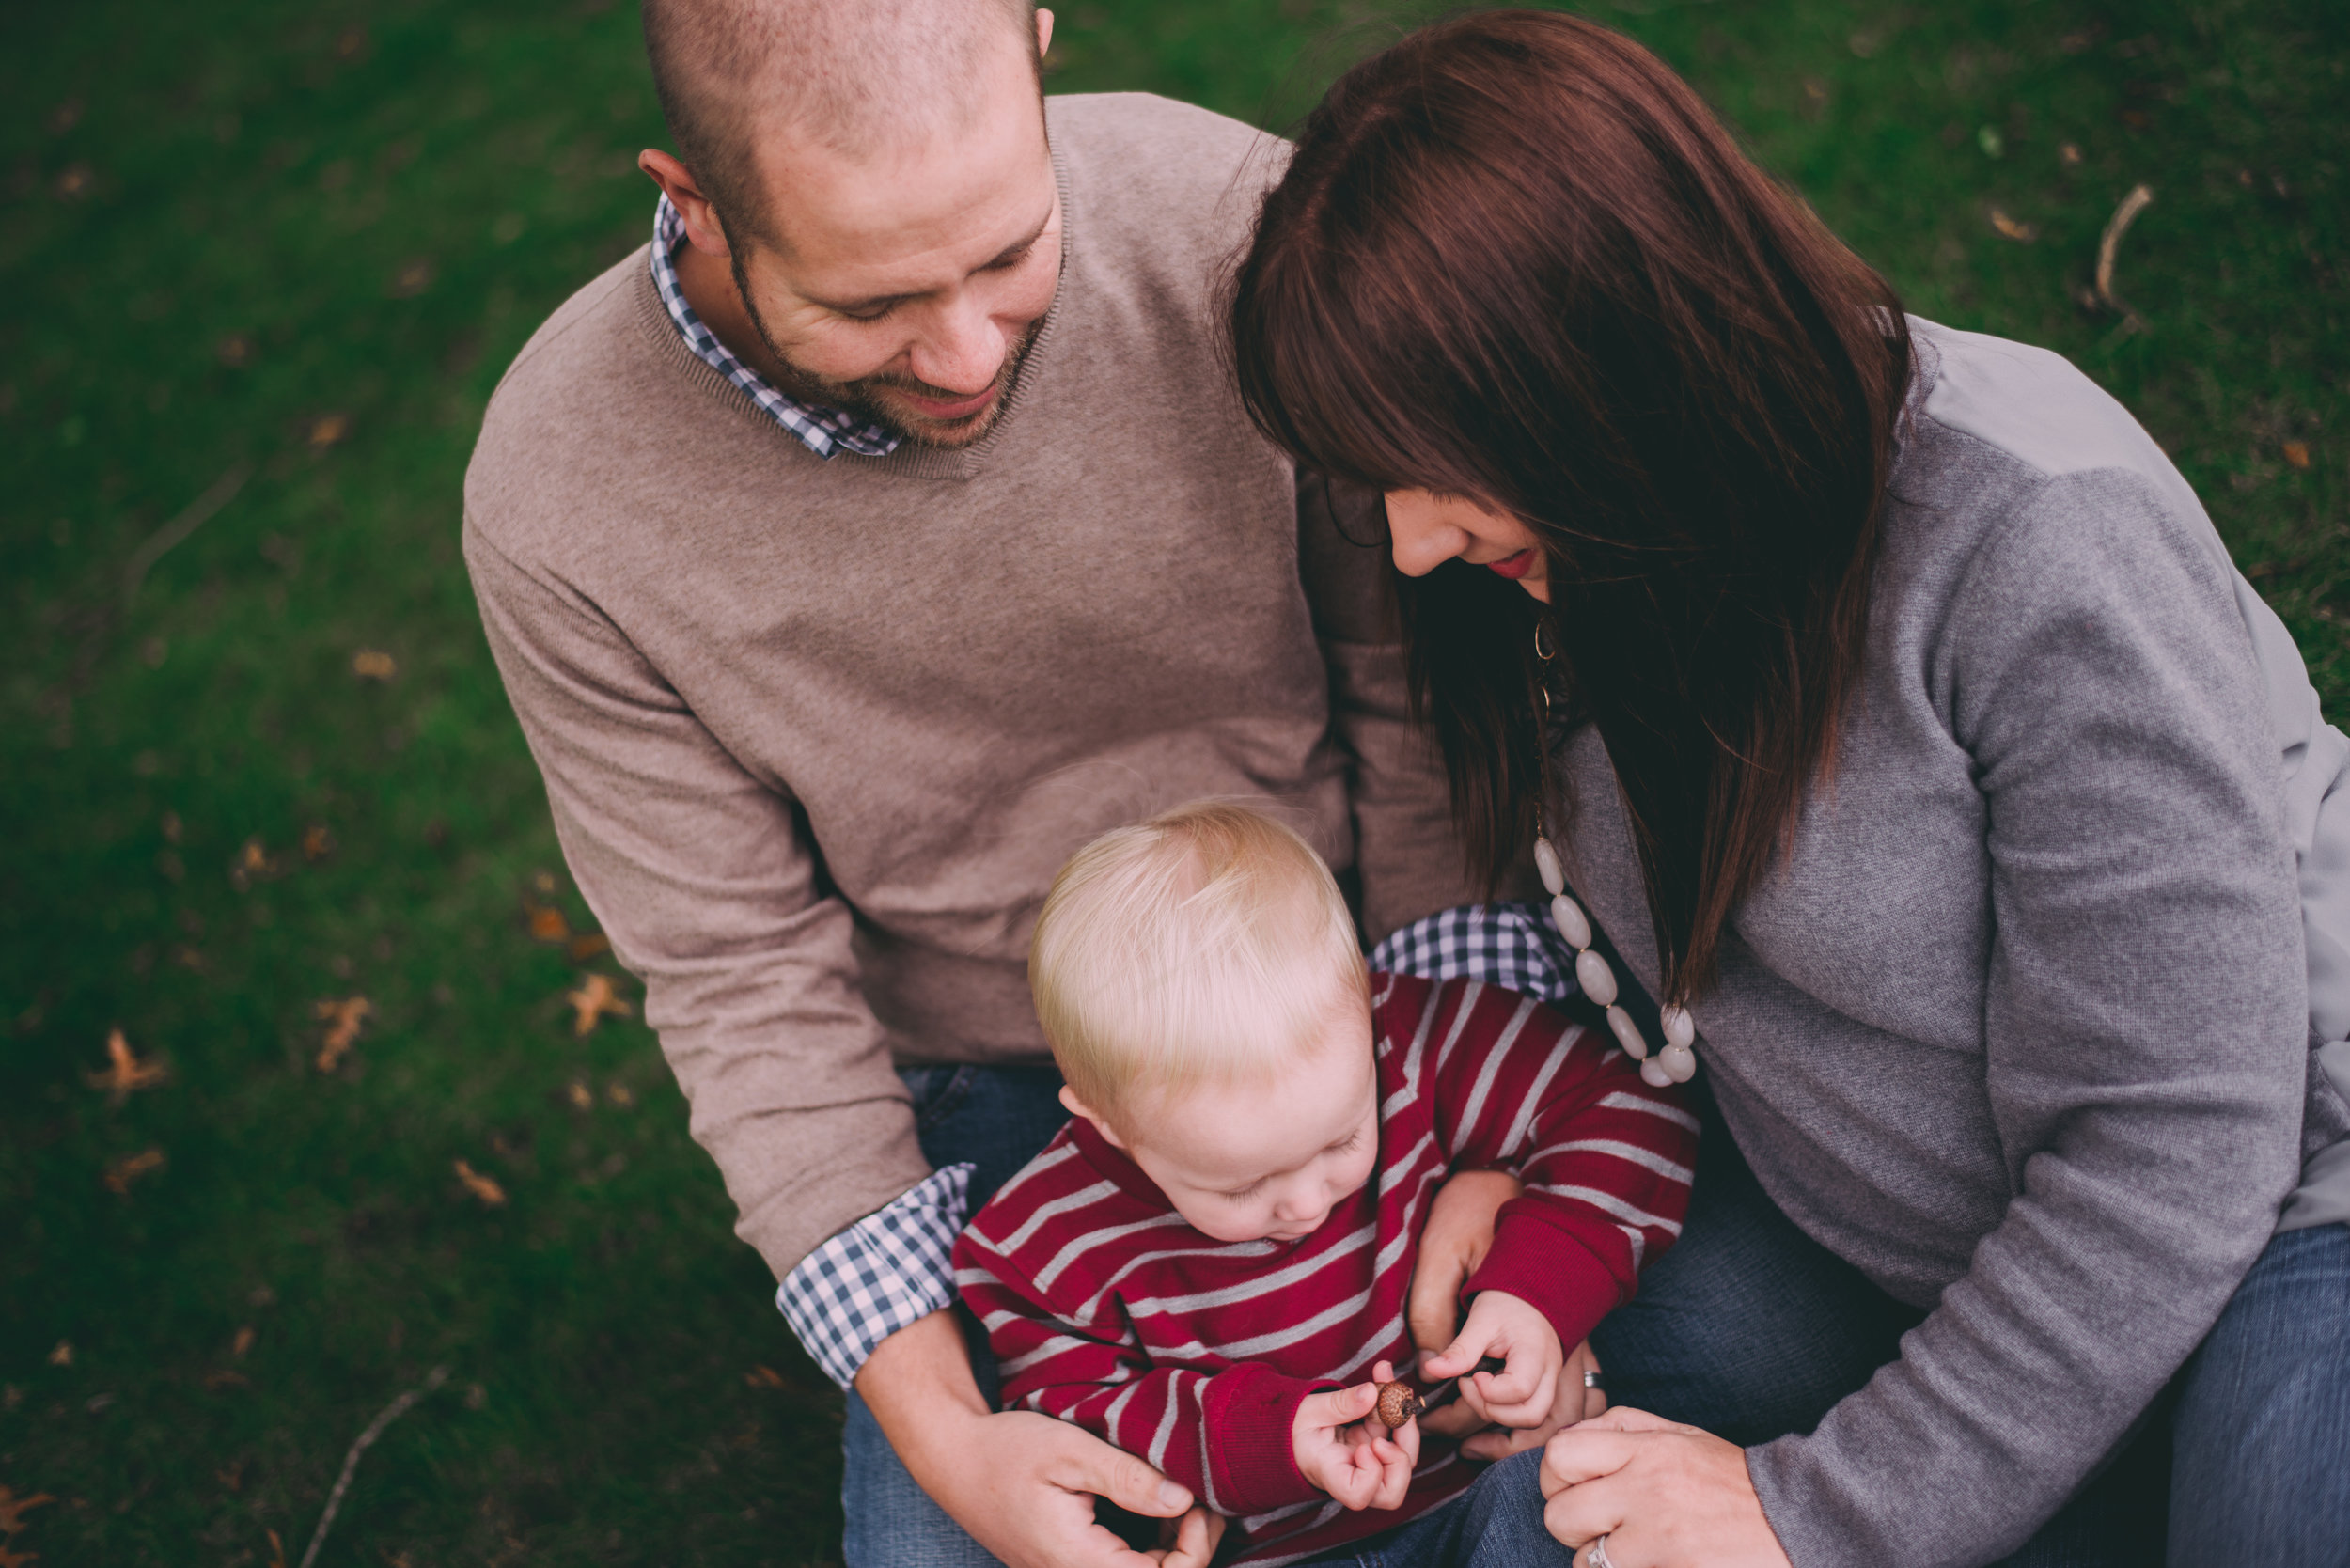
[907, 294, 1006, 395]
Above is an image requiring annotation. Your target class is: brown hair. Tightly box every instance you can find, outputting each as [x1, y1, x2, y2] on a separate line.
[1228, 9, 1911, 1004]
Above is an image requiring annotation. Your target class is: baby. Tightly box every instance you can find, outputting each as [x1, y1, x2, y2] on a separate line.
[952, 803, 1697, 1563]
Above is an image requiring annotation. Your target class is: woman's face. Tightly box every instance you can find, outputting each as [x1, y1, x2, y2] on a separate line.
[1383, 490, 1550, 603]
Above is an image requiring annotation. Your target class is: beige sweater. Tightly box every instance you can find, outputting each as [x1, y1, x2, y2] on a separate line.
[462, 94, 1472, 1278]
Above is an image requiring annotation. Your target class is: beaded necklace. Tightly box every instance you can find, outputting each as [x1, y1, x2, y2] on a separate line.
[1529, 619, 1700, 1089]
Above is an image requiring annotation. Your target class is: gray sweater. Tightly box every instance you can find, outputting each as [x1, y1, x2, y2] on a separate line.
[1553, 320, 2350, 1567]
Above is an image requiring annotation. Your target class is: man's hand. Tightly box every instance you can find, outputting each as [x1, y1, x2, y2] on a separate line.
[1408, 1168, 1520, 1438]
[859, 1310, 1221, 1568]
[1292, 1359, 1421, 1512]
[1419, 1290, 1561, 1429]
[1456, 1335, 1606, 1460]
[1540, 1407, 1790, 1568]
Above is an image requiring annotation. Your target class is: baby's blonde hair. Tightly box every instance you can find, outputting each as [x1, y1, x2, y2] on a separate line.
[1031, 801, 1370, 1134]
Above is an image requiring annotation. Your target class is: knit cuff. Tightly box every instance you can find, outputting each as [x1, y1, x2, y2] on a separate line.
[1464, 1207, 1627, 1354]
[1201, 1362, 1327, 1516]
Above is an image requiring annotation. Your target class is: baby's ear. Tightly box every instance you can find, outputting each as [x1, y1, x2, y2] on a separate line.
[1058, 1085, 1130, 1149]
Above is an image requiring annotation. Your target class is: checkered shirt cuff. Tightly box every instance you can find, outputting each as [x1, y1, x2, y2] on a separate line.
[650, 196, 901, 461]
[776, 1162, 975, 1389]
[1370, 901, 1580, 1006]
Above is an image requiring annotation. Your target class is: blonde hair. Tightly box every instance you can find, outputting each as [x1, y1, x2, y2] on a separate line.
[1031, 802, 1369, 1132]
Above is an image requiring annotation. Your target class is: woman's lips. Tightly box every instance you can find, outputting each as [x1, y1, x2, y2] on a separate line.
[1485, 550, 1536, 580]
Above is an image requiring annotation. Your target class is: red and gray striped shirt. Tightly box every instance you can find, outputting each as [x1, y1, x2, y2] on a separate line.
[952, 974, 1698, 1563]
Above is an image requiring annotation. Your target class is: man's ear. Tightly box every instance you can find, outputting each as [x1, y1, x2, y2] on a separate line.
[1036, 8, 1055, 59]
[638, 149, 731, 258]
[1058, 1084, 1127, 1149]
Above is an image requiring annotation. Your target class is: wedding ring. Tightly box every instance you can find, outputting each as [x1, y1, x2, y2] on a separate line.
[1588, 1533, 1618, 1568]
[1583, 1370, 1606, 1389]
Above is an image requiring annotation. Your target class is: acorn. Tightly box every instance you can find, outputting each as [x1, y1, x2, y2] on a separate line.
[1375, 1380, 1425, 1429]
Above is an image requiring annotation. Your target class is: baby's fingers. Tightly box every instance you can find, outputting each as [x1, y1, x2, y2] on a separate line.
[1300, 1381, 1381, 1435]
[1369, 1437, 1417, 1511]
[1478, 1363, 1559, 1429]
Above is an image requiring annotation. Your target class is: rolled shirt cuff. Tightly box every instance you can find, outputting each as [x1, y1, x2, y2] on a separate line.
[776, 1162, 975, 1388]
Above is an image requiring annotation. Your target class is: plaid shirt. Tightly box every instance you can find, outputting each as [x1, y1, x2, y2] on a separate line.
[650, 196, 901, 461]
[776, 902, 1574, 1388]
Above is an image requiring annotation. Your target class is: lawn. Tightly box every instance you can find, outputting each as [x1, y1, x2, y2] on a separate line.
[1, 0, 2342, 1562]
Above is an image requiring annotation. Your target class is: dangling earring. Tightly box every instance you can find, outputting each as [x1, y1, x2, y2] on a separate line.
[1528, 619, 1697, 1087]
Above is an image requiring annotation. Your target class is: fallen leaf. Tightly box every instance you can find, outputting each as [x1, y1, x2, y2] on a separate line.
[86, 1027, 168, 1105]
[216, 335, 253, 368]
[202, 1369, 250, 1391]
[352, 649, 397, 681]
[606, 1083, 634, 1108]
[525, 903, 571, 943]
[565, 973, 633, 1036]
[306, 413, 352, 449]
[566, 932, 610, 964]
[313, 996, 372, 1072]
[2284, 442, 2311, 470]
[1989, 208, 2037, 242]
[301, 823, 337, 861]
[2060, 143, 2083, 167]
[102, 1147, 165, 1195]
[744, 1365, 788, 1389]
[0, 1543, 36, 1568]
[216, 1462, 244, 1493]
[453, 1159, 508, 1207]
[55, 162, 93, 199]
[566, 1081, 593, 1110]
[0, 1486, 55, 1533]
[231, 1325, 255, 1359]
[389, 258, 435, 298]
[268, 1527, 287, 1568]
[230, 836, 281, 890]
[46, 1341, 70, 1367]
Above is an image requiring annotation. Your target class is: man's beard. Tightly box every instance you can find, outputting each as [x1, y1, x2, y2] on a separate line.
[729, 249, 1042, 450]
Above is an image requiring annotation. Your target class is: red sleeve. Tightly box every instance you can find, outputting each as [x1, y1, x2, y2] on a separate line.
[1419, 980, 1699, 1350]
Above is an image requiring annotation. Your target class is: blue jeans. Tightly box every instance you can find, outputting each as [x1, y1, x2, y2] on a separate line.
[1590, 1076, 2350, 1567]
[1306, 1450, 1573, 1566]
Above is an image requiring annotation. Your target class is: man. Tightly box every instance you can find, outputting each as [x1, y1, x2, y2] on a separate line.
[462, 1, 1490, 1560]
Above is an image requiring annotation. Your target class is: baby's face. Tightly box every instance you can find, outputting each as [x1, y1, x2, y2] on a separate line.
[1118, 1011, 1381, 1244]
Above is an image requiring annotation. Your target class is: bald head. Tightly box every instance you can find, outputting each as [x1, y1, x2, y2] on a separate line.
[645, 0, 1042, 247]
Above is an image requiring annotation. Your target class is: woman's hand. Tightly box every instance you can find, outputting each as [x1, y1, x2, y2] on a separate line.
[1292, 1359, 1422, 1511]
[1541, 1408, 1791, 1568]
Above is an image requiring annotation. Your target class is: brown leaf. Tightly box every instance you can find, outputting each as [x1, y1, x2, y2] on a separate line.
[566, 932, 610, 964]
[45, 1341, 70, 1367]
[388, 258, 436, 298]
[306, 413, 352, 450]
[216, 335, 253, 368]
[231, 1325, 255, 1359]
[202, 1369, 250, 1391]
[606, 1083, 634, 1108]
[313, 996, 372, 1073]
[102, 1147, 166, 1194]
[744, 1364, 788, 1389]
[566, 1080, 593, 1110]
[525, 903, 571, 944]
[268, 1528, 287, 1568]
[453, 1159, 508, 1207]
[2284, 442, 2311, 470]
[86, 1027, 168, 1105]
[1989, 208, 2038, 242]
[565, 973, 633, 1036]
[216, 1462, 244, 1494]
[301, 823, 337, 861]
[0, 1485, 55, 1533]
[352, 649, 397, 681]
[0, 1543, 37, 1568]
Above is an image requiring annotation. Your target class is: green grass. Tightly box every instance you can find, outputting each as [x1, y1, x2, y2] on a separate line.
[2, 0, 2342, 1562]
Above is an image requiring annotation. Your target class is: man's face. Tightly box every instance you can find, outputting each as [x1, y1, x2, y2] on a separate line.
[727, 29, 1060, 448]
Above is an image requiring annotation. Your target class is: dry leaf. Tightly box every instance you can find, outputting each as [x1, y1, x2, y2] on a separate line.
[46, 1341, 70, 1367]
[744, 1365, 788, 1389]
[301, 823, 337, 861]
[0, 1543, 37, 1568]
[102, 1146, 166, 1194]
[1989, 208, 2038, 242]
[352, 649, 397, 681]
[216, 335, 253, 368]
[268, 1527, 287, 1568]
[86, 1027, 168, 1105]
[525, 903, 571, 944]
[2059, 143, 2083, 167]
[606, 1083, 634, 1108]
[2284, 442, 2311, 470]
[453, 1159, 508, 1206]
[566, 973, 633, 1036]
[0, 1485, 55, 1533]
[231, 1325, 255, 1359]
[313, 996, 372, 1072]
[566, 1081, 593, 1110]
[231, 836, 281, 890]
[566, 932, 610, 964]
[216, 1462, 244, 1493]
[389, 258, 436, 298]
[202, 1369, 250, 1391]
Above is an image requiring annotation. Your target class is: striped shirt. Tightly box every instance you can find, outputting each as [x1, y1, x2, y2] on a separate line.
[952, 974, 1697, 1563]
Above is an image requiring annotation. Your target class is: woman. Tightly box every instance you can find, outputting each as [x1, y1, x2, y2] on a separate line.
[1228, 11, 2350, 1567]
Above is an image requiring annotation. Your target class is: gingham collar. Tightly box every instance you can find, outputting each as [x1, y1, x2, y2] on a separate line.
[650, 196, 901, 460]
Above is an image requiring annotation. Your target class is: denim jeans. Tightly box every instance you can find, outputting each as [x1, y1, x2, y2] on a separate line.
[1304, 1450, 1574, 1566]
[838, 1066, 2350, 1567]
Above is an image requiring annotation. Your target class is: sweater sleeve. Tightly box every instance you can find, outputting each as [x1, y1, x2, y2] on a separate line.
[1746, 470, 2308, 1568]
[1297, 472, 1486, 943]
[463, 517, 931, 1282]
[1422, 982, 1698, 1350]
[952, 1237, 1327, 1517]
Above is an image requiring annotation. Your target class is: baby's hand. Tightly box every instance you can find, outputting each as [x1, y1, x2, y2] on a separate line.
[1418, 1290, 1562, 1428]
[1292, 1358, 1420, 1512]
